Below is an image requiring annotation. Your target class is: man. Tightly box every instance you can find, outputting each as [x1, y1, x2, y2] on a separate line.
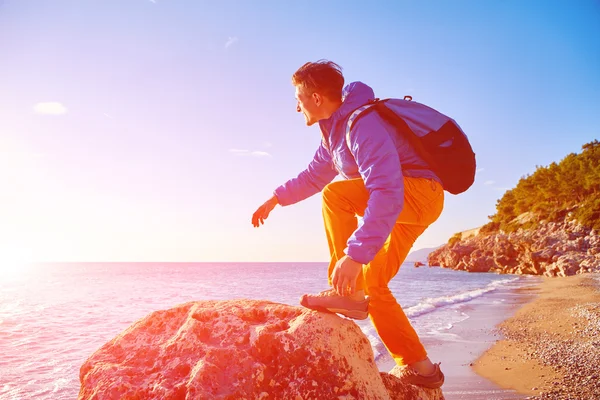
[251, 60, 445, 389]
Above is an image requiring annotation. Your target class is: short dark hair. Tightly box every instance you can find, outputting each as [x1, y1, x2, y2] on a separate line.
[292, 60, 344, 101]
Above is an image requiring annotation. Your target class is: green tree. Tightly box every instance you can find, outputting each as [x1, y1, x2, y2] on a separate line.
[487, 140, 600, 230]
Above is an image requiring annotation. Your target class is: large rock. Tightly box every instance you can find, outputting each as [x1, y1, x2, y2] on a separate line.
[428, 218, 600, 276]
[78, 300, 444, 400]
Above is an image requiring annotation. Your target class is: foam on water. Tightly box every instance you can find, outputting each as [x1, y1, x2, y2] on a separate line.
[405, 277, 520, 318]
[357, 276, 524, 360]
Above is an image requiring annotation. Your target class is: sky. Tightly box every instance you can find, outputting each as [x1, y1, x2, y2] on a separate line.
[0, 0, 599, 263]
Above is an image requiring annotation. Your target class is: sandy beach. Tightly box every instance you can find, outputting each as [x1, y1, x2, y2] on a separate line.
[473, 274, 600, 399]
[375, 273, 600, 399]
[377, 277, 540, 399]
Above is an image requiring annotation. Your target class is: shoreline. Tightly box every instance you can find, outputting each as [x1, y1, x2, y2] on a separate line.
[377, 274, 541, 399]
[472, 273, 600, 399]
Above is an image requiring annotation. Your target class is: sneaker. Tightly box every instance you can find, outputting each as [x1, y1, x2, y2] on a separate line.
[300, 288, 369, 320]
[401, 363, 445, 389]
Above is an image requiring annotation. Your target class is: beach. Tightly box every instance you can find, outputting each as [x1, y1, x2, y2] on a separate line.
[376, 273, 600, 399]
[473, 274, 600, 399]
[376, 276, 537, 399]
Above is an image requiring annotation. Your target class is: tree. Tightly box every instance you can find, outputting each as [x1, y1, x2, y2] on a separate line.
[487, 140, 600, 230]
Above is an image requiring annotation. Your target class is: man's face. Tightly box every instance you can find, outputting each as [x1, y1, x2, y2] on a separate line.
[295, 86, 320, 126]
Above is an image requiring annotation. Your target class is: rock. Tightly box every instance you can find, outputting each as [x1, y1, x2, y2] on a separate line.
[531, 248, 555, 264]
[78, 300, 444, 400]
[428, 217, 600, 276]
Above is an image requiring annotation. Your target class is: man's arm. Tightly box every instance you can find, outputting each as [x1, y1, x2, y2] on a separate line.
[344, 115, 405, 264]
[273, 141, 338, 206]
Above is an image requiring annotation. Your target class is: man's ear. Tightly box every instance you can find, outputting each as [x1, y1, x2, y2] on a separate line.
[312, 92, 322, 106]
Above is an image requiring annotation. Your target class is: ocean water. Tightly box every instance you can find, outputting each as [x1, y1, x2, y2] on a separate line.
[0, 262, 538, 399]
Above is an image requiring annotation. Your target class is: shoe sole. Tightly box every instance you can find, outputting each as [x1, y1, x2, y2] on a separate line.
[404, 373, 445, 389]
[300, 296, 369, 320]
[414, 378, 444, 389]
[325, 307, 369, 320]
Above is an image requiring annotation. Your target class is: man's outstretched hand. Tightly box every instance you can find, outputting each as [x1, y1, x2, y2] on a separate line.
[252, 196, 279, 227]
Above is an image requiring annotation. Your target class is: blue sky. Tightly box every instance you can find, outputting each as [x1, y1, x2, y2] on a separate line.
[0, 0, 598, 262]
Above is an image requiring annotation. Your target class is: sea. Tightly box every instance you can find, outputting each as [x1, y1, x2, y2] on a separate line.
[0, 262, 540, 399]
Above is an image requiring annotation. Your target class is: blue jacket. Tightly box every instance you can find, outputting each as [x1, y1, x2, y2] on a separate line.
[274, 81, 441, 264]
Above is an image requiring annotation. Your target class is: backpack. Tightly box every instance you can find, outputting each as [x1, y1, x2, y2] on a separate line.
[346, 97, 476, 195]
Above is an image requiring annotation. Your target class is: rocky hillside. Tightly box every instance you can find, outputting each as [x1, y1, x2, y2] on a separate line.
[429, 140, 600, 277]
[428, 218, 599, 277]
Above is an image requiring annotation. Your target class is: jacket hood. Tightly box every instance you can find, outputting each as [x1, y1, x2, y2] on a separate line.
[319, 81, 375, 130]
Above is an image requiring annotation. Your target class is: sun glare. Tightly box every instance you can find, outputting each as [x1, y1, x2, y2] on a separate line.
[0, 248, 34, 277]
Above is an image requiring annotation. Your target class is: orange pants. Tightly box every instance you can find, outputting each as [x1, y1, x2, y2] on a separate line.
[322, 177, 444, 365]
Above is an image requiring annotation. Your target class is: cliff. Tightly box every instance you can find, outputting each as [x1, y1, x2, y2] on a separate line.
[428, 218, 599, 276]
[78, 300, 444, 400]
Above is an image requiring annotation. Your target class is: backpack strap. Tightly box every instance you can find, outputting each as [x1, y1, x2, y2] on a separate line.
[345, 100, 380, 150]
[346, 99, 437, 172]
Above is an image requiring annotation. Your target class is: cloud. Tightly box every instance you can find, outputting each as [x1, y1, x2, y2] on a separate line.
[225, 36, 239, 49]
[484, 180, 495, 185]
[476, 168, 485, 173]
[228, 149, 271, 157]
[251, 151, 271, 157]
[33, 102, 67, 115]
[149, 0, 156, 3]
[103, 113, 114, 119]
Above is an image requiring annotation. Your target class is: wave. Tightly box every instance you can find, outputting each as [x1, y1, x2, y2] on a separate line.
[405, 277, 521, 318]
[364, 277, 522, 363]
